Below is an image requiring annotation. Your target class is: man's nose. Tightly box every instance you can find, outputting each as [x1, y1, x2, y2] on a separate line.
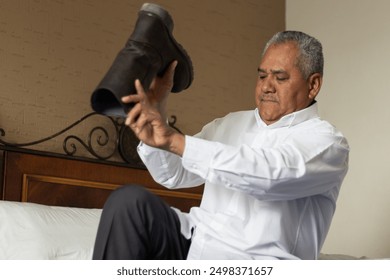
[261, 77, 275, 93]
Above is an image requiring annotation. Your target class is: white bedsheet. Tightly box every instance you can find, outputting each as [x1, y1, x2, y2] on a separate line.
[0, 201, 101, 260]
[0, 201, 382, 260]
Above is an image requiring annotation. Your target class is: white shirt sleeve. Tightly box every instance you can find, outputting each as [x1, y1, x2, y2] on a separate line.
[137, 142, 205, 189]
[181, 133, 349, 201]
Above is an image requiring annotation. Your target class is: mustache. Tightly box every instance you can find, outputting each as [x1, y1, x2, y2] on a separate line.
[260, 96, 278, 102]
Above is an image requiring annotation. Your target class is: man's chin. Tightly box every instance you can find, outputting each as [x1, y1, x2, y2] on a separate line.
[258, 112, 281, 125]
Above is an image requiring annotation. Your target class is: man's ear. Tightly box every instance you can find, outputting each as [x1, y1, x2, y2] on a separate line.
[308, 73, 322, 100]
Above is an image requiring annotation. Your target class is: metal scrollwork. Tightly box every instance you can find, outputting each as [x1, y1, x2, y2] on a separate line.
[0, 112, 182, 166]
[168, 115, 183, 134]
[0, 112, 97, 148]
[0, 112, 123, 162]
[62, 116, 119, 160]
[63, 126, 115, 160]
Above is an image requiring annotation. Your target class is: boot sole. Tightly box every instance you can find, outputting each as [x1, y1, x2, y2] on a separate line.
[139, 3, 194, 92]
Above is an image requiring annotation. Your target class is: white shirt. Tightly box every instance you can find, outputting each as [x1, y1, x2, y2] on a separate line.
[137, 103, 349, 259]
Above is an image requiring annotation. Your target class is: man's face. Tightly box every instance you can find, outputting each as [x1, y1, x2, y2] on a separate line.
[255, 42, 318, 125]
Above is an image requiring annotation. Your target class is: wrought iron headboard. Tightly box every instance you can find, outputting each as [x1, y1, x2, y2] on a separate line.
[0, 112, 182, 167]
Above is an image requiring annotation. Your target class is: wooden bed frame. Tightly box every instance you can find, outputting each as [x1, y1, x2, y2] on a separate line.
[0, 113, 203, 212]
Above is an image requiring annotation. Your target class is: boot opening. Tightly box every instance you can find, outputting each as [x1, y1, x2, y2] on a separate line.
[91, 89, 129, 117]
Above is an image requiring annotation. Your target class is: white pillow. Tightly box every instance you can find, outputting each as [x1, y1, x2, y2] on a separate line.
[0, 201, 102, 260]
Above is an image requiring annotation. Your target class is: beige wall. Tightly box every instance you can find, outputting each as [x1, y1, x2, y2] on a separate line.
[0, 0, 284, 157]
[287, 0, 390, 258]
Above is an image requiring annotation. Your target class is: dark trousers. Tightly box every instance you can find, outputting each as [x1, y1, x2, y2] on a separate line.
[92, 184, 191, 260]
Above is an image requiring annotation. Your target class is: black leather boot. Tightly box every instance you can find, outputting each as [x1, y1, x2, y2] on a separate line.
[91, 3, 193, 117]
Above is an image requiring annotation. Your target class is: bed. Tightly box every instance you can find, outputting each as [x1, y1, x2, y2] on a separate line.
[0, 113, 203, 260]
[0, 113, 373, 260]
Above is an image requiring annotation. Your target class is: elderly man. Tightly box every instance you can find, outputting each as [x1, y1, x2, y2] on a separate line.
[93, 31, 349, 260]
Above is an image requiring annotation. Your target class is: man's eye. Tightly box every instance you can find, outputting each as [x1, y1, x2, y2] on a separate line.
[277, 77, 288, 81]
[259, 75, 267, 80]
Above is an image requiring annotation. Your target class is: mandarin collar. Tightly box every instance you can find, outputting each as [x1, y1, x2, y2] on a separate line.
[254, 102, 319, 129]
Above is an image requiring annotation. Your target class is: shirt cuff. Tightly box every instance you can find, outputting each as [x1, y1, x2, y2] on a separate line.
[182, 135, 215, 178]
[137, 141, 159, 155]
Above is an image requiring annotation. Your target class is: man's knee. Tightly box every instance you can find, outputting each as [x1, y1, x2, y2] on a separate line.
[104, 184, 152, 211]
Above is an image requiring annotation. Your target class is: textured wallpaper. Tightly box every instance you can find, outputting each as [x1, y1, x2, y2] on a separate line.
[0, 0, 284, 158]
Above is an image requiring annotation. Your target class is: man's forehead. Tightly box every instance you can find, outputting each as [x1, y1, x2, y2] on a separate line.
[259, 47, 298, 73]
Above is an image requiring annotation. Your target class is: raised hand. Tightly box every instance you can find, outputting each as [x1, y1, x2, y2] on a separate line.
[122, 61, 185, 155]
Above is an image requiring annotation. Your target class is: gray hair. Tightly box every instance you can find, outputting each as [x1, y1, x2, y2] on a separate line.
[263, 31, 324, 79]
